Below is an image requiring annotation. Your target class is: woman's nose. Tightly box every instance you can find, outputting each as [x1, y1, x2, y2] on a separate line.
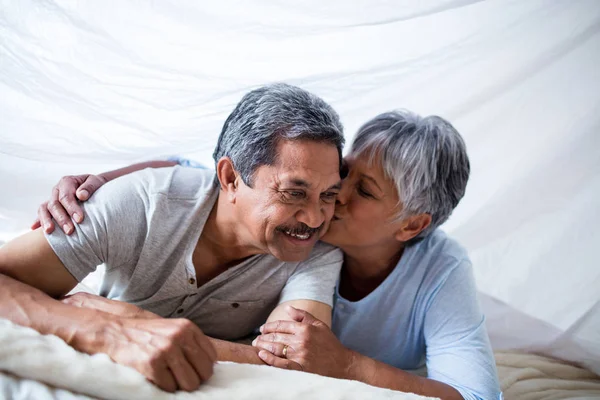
[336, 179, 351, 206]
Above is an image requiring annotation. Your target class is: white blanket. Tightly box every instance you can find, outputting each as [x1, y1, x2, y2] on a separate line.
[497, 351, 600, 400]
[0, 318, 435, 400]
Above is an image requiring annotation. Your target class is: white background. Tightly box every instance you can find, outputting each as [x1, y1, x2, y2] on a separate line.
[1, 0, 599, 374]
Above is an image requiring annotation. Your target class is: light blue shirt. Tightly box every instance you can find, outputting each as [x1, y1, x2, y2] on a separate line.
[333, 229, 502, 400]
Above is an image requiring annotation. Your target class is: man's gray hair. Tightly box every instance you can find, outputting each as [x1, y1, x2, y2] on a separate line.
[352, 110, 470, 239]
[213, 83, 344, 186]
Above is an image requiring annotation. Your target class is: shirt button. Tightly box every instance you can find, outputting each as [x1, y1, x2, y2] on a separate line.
[231, 302, 240, 308]
[189, 278, 196, 285]
[177, 309, 184, 314]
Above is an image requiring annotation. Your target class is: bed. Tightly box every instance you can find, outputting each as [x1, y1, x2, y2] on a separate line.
[2, 317, 599, 400]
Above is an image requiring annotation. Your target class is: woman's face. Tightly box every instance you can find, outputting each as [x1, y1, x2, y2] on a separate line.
[322, 152, 404, 251]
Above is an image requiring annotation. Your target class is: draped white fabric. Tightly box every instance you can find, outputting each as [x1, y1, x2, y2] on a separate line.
[1, 0, 599, 375]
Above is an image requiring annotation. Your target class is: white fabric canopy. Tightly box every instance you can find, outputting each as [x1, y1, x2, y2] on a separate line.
[1, 0, 599, 376]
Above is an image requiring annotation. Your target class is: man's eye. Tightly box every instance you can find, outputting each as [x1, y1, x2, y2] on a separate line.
[288, 191, 305, 198]
[321, 192, 338, 202]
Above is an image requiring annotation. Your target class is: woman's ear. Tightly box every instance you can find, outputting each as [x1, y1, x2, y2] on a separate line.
[216, 157, 239, 203]
[395, 214, 432, 242]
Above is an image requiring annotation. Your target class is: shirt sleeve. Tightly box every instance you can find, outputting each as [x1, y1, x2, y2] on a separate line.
[44, 170, 153, 282]
[423, 260, 503, 400]
[278, 243, 343, 307]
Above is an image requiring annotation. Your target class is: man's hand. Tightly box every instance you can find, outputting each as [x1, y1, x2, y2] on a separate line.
[62, 293, 216, 392]
[252, 305, 354, 378]
[77, 312, 217, 393]
[32, 174, 107, 235]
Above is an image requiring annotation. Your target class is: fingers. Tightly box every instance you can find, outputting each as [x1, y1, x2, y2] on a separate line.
[183, 342, 214, 383]
[183, 328, 215, 383]
[57, 181, 85, 224]
[172, 320, 215, 384]
[260, 320, 302, 335]
[257, 350, 302, 371]
[252, 336, 290, 358]
[286, 305, 317, 324]
[31, 219, 41, 230]
[36, 202, 55, 234]
[48, 187, 75, 234]
[192, 331, 217, 364]
[145, 365, 178, 393]
[77, 175, 106, 202]
[165, 346, 201, 392]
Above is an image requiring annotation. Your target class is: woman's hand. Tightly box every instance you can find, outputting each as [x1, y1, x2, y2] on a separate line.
[31, 174, 108, 235]
[252, 305, 354, 379]
[62, 292, 158, 320]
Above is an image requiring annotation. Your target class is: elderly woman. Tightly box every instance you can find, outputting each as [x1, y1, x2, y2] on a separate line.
[251, 111, 502, 400]
[34, 110, 501, 399]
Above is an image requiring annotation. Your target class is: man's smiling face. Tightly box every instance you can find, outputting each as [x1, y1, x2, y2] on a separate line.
[235, 139, 341, 262]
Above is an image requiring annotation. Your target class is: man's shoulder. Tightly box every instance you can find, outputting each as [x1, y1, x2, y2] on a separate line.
[254, 241, 342, 269]
[112, 166, 216, 201]
[164, 166, 216, 200]
[307, 241, 343, 263]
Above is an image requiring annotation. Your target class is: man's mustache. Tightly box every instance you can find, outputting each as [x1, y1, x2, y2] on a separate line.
[277, 222, 324, 236]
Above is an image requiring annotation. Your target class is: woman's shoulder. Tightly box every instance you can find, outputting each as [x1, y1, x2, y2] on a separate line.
[411, 229, 470, 269]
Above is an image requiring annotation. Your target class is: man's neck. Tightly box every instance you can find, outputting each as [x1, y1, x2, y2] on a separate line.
[192, 193, 263, 285]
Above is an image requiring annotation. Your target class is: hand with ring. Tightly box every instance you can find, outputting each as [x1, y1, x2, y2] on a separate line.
[252, 305, 354, 378]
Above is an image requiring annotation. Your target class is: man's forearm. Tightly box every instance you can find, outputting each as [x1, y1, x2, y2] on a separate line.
[0, 273, 109, 352]
[210, 338, 265, 365]
[99, 161, 177, 182]
[347, 351, 463, 400]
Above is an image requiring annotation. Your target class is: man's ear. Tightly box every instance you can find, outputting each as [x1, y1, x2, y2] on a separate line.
[216, 157, 239, 203]
[395, 213, 432, 242]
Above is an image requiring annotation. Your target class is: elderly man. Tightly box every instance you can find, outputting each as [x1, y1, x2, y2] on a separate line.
[0, 83, 345, 392]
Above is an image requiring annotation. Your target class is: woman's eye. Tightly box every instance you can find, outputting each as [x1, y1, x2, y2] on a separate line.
[357, 185, 373, 198]
[288, 191, 305, 198]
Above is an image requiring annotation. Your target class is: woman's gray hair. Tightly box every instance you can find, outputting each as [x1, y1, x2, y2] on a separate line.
[352, 110, 470, 239]
[213, 83, 344, 186]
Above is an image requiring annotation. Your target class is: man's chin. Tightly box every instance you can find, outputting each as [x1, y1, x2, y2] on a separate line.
[270, 247, 312, 262]
[268, 235, 316, 262]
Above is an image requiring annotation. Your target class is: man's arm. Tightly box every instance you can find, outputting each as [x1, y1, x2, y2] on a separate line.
[268, 299, 332, 327]
[62, 293, 329, 365]
[1, 230, 216, 392]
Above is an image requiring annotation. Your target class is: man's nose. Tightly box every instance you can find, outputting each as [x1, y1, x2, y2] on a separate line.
[296, 201, 325, 229]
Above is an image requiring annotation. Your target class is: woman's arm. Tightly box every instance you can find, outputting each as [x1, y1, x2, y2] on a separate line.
[345, 352, 462, 399]
[99, 160, 177, 182]
[253, 306, 463, 399]
[33, 160, 177, 235]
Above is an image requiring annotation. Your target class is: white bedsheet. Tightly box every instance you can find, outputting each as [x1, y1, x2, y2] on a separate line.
[0, 318, 434, 400]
